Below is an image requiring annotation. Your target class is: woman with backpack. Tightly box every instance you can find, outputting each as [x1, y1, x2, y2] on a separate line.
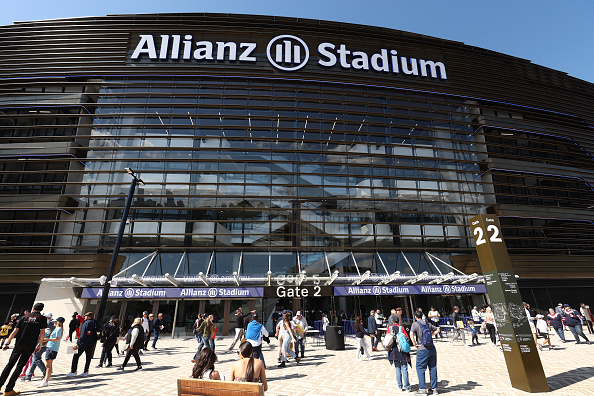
[354, 316, 371, 361]
[386, 322, 411, 392]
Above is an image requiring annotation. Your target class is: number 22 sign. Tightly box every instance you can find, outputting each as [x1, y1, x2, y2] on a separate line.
[473, 224, 503, 245]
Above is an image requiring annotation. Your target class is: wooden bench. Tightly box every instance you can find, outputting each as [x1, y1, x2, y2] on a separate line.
[177, 378, 265, 396]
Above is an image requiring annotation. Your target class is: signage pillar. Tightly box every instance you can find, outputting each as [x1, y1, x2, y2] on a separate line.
[469, 214, 549, 393]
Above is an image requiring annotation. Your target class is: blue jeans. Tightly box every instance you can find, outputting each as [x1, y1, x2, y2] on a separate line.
[554, 327, 565, 341]
[26, 347, 46, 378]
[202, 336, 214, 351]
[193, 336, 205, 360]
[568, 324, 589, 343]
[252, 344, 265, 367]
[281, 334, 296, 362]
[151, 330, 159, 348]
[295, 338, 305, 357]
[394, 361, 410, 390]
[416, 347, 438, 390]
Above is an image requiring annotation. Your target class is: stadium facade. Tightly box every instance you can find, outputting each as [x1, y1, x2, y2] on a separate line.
[0, 14, 593, 333]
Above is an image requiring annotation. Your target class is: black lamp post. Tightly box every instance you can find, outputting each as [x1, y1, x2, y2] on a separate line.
[96, 168, 144, 324]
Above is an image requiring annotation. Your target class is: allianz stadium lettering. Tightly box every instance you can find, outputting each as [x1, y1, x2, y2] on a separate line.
[130, 34, 447, 80]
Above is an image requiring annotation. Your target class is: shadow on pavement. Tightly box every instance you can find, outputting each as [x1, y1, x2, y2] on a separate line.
[547, 366, 594, 391]
[267, 373, 307, 381]
[423, 380, 482, 394]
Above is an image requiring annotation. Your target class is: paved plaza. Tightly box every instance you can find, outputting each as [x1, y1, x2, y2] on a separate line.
[1, 331, 593, 395]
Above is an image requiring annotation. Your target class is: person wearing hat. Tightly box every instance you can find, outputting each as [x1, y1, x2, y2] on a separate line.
[245, 313, 269, 366]
[292, 311, 308, 358]
[555, 303, 564, 316]
[66, 312, 98, 377]
[368, 310, 379, 351]
[562, 304, 590, 344]
[36, 317, 65, 388]
[535, 314, 552, 351]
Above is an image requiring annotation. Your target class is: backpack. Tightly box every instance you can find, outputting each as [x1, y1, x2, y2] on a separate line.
[94, 320, 102, 341]
[417, 320, 433, 347]
[100, 323, 110, 343]
[396, 327, 411, 353]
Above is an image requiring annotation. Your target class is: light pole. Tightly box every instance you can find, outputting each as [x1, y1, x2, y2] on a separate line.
[96, 168, 144, 324]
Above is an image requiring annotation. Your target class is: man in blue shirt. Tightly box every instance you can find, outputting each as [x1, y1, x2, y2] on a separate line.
[245, 314, 269, 367]
[368, 310, 378, 351]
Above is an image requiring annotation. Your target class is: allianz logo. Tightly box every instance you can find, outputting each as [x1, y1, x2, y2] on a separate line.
[131, 34, 447, 80]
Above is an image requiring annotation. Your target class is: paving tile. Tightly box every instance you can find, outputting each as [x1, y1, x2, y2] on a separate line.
[1, 331, 593, 395]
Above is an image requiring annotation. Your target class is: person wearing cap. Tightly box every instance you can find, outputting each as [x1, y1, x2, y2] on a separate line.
[0, 302, 47, 396]
[36, 317, 64, 388]
[66, 312, 98, 377]
[535, 314, 552, 351]
[562, 304, 590, 344]
[67, 313, 80, 343]
[228, 307, 256, 352]
[141, 312, 150, 351]
[292, 311, 308, 358]
[245, 313, 269, 366]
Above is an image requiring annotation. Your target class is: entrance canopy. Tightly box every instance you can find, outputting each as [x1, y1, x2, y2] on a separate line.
[41, 250, 484, 288]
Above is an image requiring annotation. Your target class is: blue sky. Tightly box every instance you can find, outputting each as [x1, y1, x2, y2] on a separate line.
[2, 0, 593, 83]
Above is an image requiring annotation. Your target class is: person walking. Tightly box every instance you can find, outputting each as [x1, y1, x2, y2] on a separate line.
[278, 313, 299, 367]
[547, 308, 565, 343]
[117, 318, 144, 371]
[368, 310, 379, 351]
[97, 318, 120, 368]
[141, 312, 150, 351]
[579, 303, 593, 334]
[410, 310, 440, 395]
[375, 309, 385, 346]
[535, 314, 552, 351]
[191, 314, 205, 363]
[555, 303, 564, 316]
[427, 307, 442, 339]
[0, 303, 47, 396]
[562, 304, 590, 344]
[67, 314, 79, 342]
[245, 313, 269, 366]
[450, 306, 468, 347]
[231, 341, 267, 390]
[387, 322, 411, 392]
[143, 313, 154, 350]
[524, 302, 538, 344]
[151, 313, 164, 349]
[228, 308, 255, 352]
[354, 316, 372, 361]
[22, 323, 51, 381]
[194, 315, 216, 360]
[468, 320, 479, 345]
[292, 311, 308, 359]
[66, 312, 98, 377]
[36, 316, 64, 388]
[484, 307, 497, 346]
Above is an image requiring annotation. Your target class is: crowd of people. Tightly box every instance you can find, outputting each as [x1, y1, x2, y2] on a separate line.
[0, 300, 591, 395]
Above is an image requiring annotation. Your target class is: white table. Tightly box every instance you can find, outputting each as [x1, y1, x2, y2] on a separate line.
[306, 329, 321, 345]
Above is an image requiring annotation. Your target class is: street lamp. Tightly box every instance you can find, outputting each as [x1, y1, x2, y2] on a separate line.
[96, 169, 144, 324]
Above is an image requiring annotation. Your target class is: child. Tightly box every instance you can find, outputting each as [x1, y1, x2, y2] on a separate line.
[0, 322, 11, 348]
[469, 320, 479, 345]
[536, 314, 552, 350]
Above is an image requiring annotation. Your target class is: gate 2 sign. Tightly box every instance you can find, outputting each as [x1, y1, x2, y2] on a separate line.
[263, 286, 333, 298]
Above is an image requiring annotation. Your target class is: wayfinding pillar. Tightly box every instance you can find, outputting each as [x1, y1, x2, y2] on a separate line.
[469, 214, 549, 393]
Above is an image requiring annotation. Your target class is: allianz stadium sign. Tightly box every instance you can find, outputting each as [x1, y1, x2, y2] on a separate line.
[130, 34, 447, 80]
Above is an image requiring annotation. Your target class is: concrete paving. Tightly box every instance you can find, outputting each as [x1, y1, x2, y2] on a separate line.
[1, 330, 593, 395]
